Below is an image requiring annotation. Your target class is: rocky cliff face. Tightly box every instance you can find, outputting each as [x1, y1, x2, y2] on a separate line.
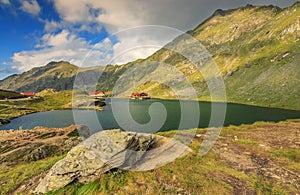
[34, 129, 191, 194]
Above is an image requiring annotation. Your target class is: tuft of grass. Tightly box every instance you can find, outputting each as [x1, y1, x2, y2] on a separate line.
[270, 149, 300, 163]
[235, 139, 259, 146]
[253, 176, 285, 195]
[67, 130, 80, 137]
[0, 155, 65, 194]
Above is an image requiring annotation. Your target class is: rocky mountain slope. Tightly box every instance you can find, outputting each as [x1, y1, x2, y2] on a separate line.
[0, 2, 299, 109]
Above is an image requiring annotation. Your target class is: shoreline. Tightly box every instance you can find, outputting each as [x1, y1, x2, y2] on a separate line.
[0, 106, 104, 128]
[1, 97, 300, 129]
[112, 96, 300, 111]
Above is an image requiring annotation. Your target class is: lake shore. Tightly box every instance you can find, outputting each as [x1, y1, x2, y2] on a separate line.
[1, 88, 299, 129]
[0, 90, 105, 128]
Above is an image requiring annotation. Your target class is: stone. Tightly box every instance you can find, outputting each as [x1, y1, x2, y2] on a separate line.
[35, 129, 191, 194]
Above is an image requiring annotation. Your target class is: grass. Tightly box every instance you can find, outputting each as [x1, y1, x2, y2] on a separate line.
[48, 122, 300, 194]
[0, 155, 65, 195]
[253, 176, 285, 195]
[25, 90, 72, 110]
[235, 139, 259, 146]
[0, 89, 24, 99]
[0, 120, 299, 194]
[0, 90, 73, 121]
[270, 149, 300, 163]
[47, 150, 240, 195]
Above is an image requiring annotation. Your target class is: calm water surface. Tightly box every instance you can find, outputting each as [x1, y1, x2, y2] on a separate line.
[1, 98, 300, 133]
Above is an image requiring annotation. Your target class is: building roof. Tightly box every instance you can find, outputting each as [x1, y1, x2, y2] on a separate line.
[89, 91, 105, 96]
[20, 92, 35, 96]
[90, 92, 100, 95]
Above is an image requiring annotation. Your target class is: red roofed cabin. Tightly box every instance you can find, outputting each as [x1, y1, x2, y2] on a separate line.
[130, 92, 150, 100]
[89, 91, 105, 98]
[20, 92, 35, 97]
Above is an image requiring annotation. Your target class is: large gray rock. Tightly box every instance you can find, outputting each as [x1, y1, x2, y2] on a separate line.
[35, 129, 191, 194]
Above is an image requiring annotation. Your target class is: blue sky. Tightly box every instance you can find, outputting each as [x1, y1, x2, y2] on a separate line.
[0, 0, 297, 79]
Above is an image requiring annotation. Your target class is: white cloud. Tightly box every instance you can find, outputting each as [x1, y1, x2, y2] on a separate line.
[20, 0, 41, 15]
[53, 0, 99, 23]
[0, 0, 10, 5]
[44, 20, 62, 32]
[12, 30, 114, 71]
[109, 26, 182, 65]
[11, 26, 182, 72]
[52, 0, 297, 33]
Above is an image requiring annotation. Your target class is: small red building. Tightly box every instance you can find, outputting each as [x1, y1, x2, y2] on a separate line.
[89, 91, 105, 97]
[20, 92, 35, 97]
[130, 92, 150, 100]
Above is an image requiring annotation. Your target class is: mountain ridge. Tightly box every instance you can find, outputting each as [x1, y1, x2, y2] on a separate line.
[0, 3, 299, 109]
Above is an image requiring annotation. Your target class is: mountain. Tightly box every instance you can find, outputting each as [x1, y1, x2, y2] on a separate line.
[0, 61, 78, 92]
[132, 2, 300, 109]
[0, 2, 299, 109]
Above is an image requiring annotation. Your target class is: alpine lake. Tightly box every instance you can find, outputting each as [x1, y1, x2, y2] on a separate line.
[1, 98, 300, 134]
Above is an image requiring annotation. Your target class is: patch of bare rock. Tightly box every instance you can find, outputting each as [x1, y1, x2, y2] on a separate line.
[34, 129, 192, 194]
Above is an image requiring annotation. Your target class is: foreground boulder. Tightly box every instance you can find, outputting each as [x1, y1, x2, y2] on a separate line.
[35, 129, 191, 193]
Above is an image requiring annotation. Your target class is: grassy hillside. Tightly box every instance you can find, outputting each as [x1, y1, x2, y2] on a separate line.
[0, 3, 299, 110]
[0, 89, 24, 99]
[122, 2, 300, 110]
[0, 61, 79, 92]
[0, 90, 73, 121]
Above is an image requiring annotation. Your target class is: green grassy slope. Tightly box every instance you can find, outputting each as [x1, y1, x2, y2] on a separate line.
[0, 89, 24, 99]
[0, 61, 79, 92]
[0, 3, 299, 109]
[0, 90, 73, 121]
[124, 3, 300, 110]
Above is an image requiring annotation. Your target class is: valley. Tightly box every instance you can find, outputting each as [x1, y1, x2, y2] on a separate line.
[0, 2, 299, 194]
[1, 3, 299, 110]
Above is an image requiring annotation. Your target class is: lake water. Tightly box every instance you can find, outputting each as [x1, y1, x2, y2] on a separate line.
[1, 98, 300, 133]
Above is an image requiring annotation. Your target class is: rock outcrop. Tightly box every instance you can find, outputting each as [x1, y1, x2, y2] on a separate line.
[0, 125, 84, 166]
[35, 129, 191, 193]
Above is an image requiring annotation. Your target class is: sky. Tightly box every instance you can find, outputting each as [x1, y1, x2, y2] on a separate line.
[0, 0, 297, 79]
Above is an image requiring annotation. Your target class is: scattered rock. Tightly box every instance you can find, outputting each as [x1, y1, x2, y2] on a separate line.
[282, 52, 291, 58]
[72, 99, 106, 108]
[0, 143, 60, 163]
[0, 119, 10, 126]
[0, 125, 83, 166]
[245, 63, 251, 68]
[35, 129, 191, 194]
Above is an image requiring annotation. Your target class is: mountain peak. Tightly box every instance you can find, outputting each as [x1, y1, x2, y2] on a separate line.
[212, 9, 227, 17]
[46, 61, 72, 67]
